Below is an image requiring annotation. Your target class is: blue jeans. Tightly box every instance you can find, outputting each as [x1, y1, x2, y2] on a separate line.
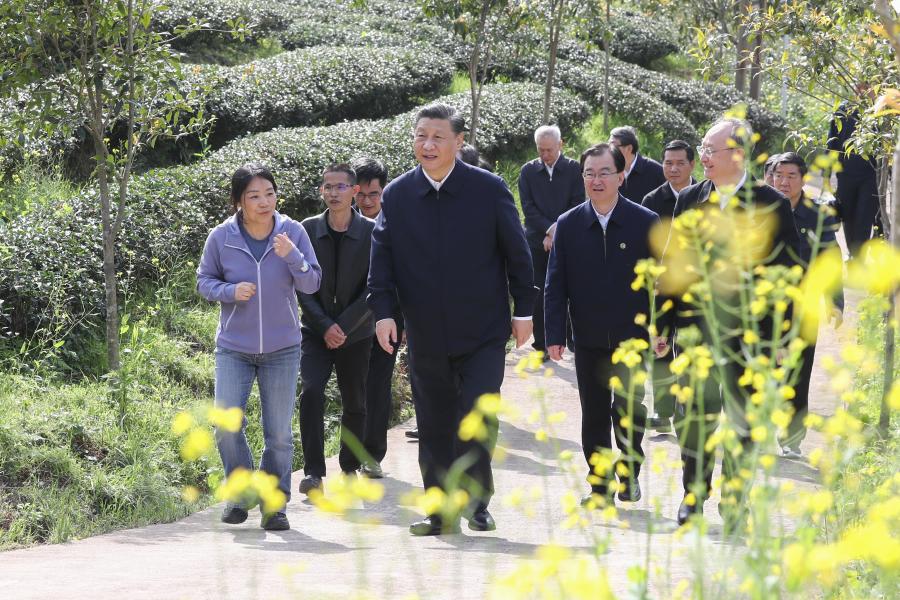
[214, 344, 300, 510]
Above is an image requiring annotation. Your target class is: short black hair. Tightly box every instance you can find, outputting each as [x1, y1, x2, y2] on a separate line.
[350, 157, 387, 187]
[322, 163, 356, 184]
[413, 102, 468, 135]
[231, 163, 277, 211]
[773, 151, 808, 177]
[663, 139, 695, 162]
[580, 143, 625, 173]
[610, 126, 639, 155]
[458, 143, 480, 167]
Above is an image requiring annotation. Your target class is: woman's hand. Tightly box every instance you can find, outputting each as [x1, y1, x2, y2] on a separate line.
[273, 233, 296, 258]
[234, 282, 257, 301]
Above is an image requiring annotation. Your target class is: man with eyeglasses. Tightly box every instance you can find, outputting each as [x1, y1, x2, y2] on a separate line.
[640, 140, 697, 435]
[297, 163, 376, 495]
[657, 118, 801, 528]
[368, 102, 534, 536]
[545, 143, 659, 508]
[518, 125, 583, 359]
[609, 125, 666, 205]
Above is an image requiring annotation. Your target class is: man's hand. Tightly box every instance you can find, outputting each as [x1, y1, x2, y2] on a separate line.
[234, 282, 257, 301]
[831, 308, 844, 329]
[511, 319, 533, 349]
[543, 223, 557, 252]
[548, 344, 565, 361]
[653, 336, 670, 358]
[376, 319, 397, 354]
[324, 323, 347, 349]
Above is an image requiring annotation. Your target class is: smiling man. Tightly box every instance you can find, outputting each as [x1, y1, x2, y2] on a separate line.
[367, 102, 534, 536]
[544, 143, 658, 508]
[297, 164, 375, 496]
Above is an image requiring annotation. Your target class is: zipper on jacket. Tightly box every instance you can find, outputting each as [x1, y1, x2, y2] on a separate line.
[602, 228, 610, 348]
[224, 241, 274, 354]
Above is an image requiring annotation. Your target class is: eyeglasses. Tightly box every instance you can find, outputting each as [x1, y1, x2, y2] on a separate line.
[356, 191, 382, 201]
[582, 169, 619, 180]
[696, 145, 735, 158]
[323, 183, 354, 193]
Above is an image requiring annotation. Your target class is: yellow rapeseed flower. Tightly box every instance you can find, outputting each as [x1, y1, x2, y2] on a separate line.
[171, 411, 194, 436]
[180, 428, 214, 461]
[459, 410, 488, 442]
[207, 406, 243, 433]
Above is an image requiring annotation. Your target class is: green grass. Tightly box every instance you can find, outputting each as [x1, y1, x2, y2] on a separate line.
[0, 161, 82, 220]
[182, 36, 285, 66]
[447, 71, 472, 95]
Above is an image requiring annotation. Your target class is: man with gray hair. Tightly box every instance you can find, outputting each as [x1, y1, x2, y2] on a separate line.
[518, 124, 583, 356]
[656, 116, 801, 529]
[609, 125, 666, 204]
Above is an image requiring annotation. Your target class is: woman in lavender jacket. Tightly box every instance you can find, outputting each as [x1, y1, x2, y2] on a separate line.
[197, 163, 321, 531]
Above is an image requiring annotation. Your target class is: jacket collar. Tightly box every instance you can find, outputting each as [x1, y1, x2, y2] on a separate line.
[224, 210, 287, 251]
[413, 159, 469, 197]
[580, 194, 630, 229]
[310, 208, 366, 240]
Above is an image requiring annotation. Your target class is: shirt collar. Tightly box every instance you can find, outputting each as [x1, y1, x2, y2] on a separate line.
[714, 171, 748, 209]
[422, 162, 456, 191]
[624, 154, 638, 178]
[591, 197, 618, 230]
[543, 152, 561, 173]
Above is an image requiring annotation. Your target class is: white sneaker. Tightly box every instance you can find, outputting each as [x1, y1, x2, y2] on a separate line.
[781, 446, 802, 460]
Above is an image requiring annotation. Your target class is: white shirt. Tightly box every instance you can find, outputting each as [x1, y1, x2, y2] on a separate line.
[592, 199, 618, 232]
[422, 162, 456, 191]
[623, 154, 637, 180]
[715, 171, 748, 210]
[543, 153, 561, 180]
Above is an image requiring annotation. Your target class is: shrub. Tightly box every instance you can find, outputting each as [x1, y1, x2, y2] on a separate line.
[602, 11, 680, 67]
[0, 83, 589, 340]
[188, 45, 454, 147]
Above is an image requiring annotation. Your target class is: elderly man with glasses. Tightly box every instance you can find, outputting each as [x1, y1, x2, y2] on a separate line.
[544, 142, 660, 508]
[656, 118, 801, 529]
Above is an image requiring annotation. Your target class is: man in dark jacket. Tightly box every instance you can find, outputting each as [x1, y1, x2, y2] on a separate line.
[772, 152, 844, 459]
[298, 164, 376, 495]
[610, 125, 666, 204]
[827, 102, 882, 256]
[545, 142, 659, 506]
[518, 125, 583, 355]
[368, 103, 534, 536]
[641, 140, 696, 434]
[659, 118, 801, 527]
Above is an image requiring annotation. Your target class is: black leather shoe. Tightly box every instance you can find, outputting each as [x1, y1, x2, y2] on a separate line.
[467, 506, 496, 532]
[648, 416, 672, 433]
[359, 462, 384, 479]
[409, 515, 460, 536]
[261, 511, 290, 531]
[677, 497, 702, 526]
[405, 428, 419, 439]
[617, 478, 642, 502]
[221, 505, 248, 524]
[298, 475, 323, 495]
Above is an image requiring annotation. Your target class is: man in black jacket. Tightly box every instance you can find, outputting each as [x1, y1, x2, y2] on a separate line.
[368, 103, 534, 536]
[641, 140, 696, 434]
[518, 125, 583, 355]
[298, 164, 376, 495]
[658, 118, 801, 527]
[610, 125, 666, 204]
[545, 143, 659, 506]
[827, 101, 881, 256]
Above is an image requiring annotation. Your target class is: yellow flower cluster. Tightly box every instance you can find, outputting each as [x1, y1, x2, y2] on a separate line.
[489, 545, 615, 600]
[215, 467, 286, 514]
[309, 472, 384, 515]
[458, 393, 512, 442]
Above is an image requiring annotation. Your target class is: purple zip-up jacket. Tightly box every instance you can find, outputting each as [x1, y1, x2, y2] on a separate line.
[197, 210, 322, 354]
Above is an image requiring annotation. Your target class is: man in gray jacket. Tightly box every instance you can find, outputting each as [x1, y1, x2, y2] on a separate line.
[298, 163, 376, 494]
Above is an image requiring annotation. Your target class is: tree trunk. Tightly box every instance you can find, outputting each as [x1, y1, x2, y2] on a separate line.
[96, 147, 120, 373]
[879, 135, 900, 437]
[542, 0, 565, 125]
[603, 0, 610, 132]
[467, 0, 492, 146]
[734, 1, 751, 94]
[749, 0, 765, 100]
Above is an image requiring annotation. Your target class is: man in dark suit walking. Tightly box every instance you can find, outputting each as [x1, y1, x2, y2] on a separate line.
[298, 164, 376, 495]
[545, 143, 659, 506]
[657, 118, 801, 527]
[641, 140, 696, 434]
[368, 103, 535, 536]
[609, 125, 666, 204]
[518, 125, 583, 356]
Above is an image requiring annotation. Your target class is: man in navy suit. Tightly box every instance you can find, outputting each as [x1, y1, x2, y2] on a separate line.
[641, 140, 696, 434]
[367, 103, 535, 536]
[518, 125, 583, 355]
[544, 143, 659, 506]
[609, 125, 666, 204]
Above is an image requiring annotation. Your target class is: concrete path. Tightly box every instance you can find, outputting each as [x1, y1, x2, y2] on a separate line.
[0, 299, 855, 599]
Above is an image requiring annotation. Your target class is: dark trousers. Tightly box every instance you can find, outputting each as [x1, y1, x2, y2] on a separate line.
[783, 342, 816, 448]
[363, 322, 404, 463]
[837, 174, 881, 255]
[299, 335, 372, 476]
[573, 346, 647, 491]
[651, 353, 676, 419]
[531, 245, 572, 351]
[408, 341, 506, 508]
